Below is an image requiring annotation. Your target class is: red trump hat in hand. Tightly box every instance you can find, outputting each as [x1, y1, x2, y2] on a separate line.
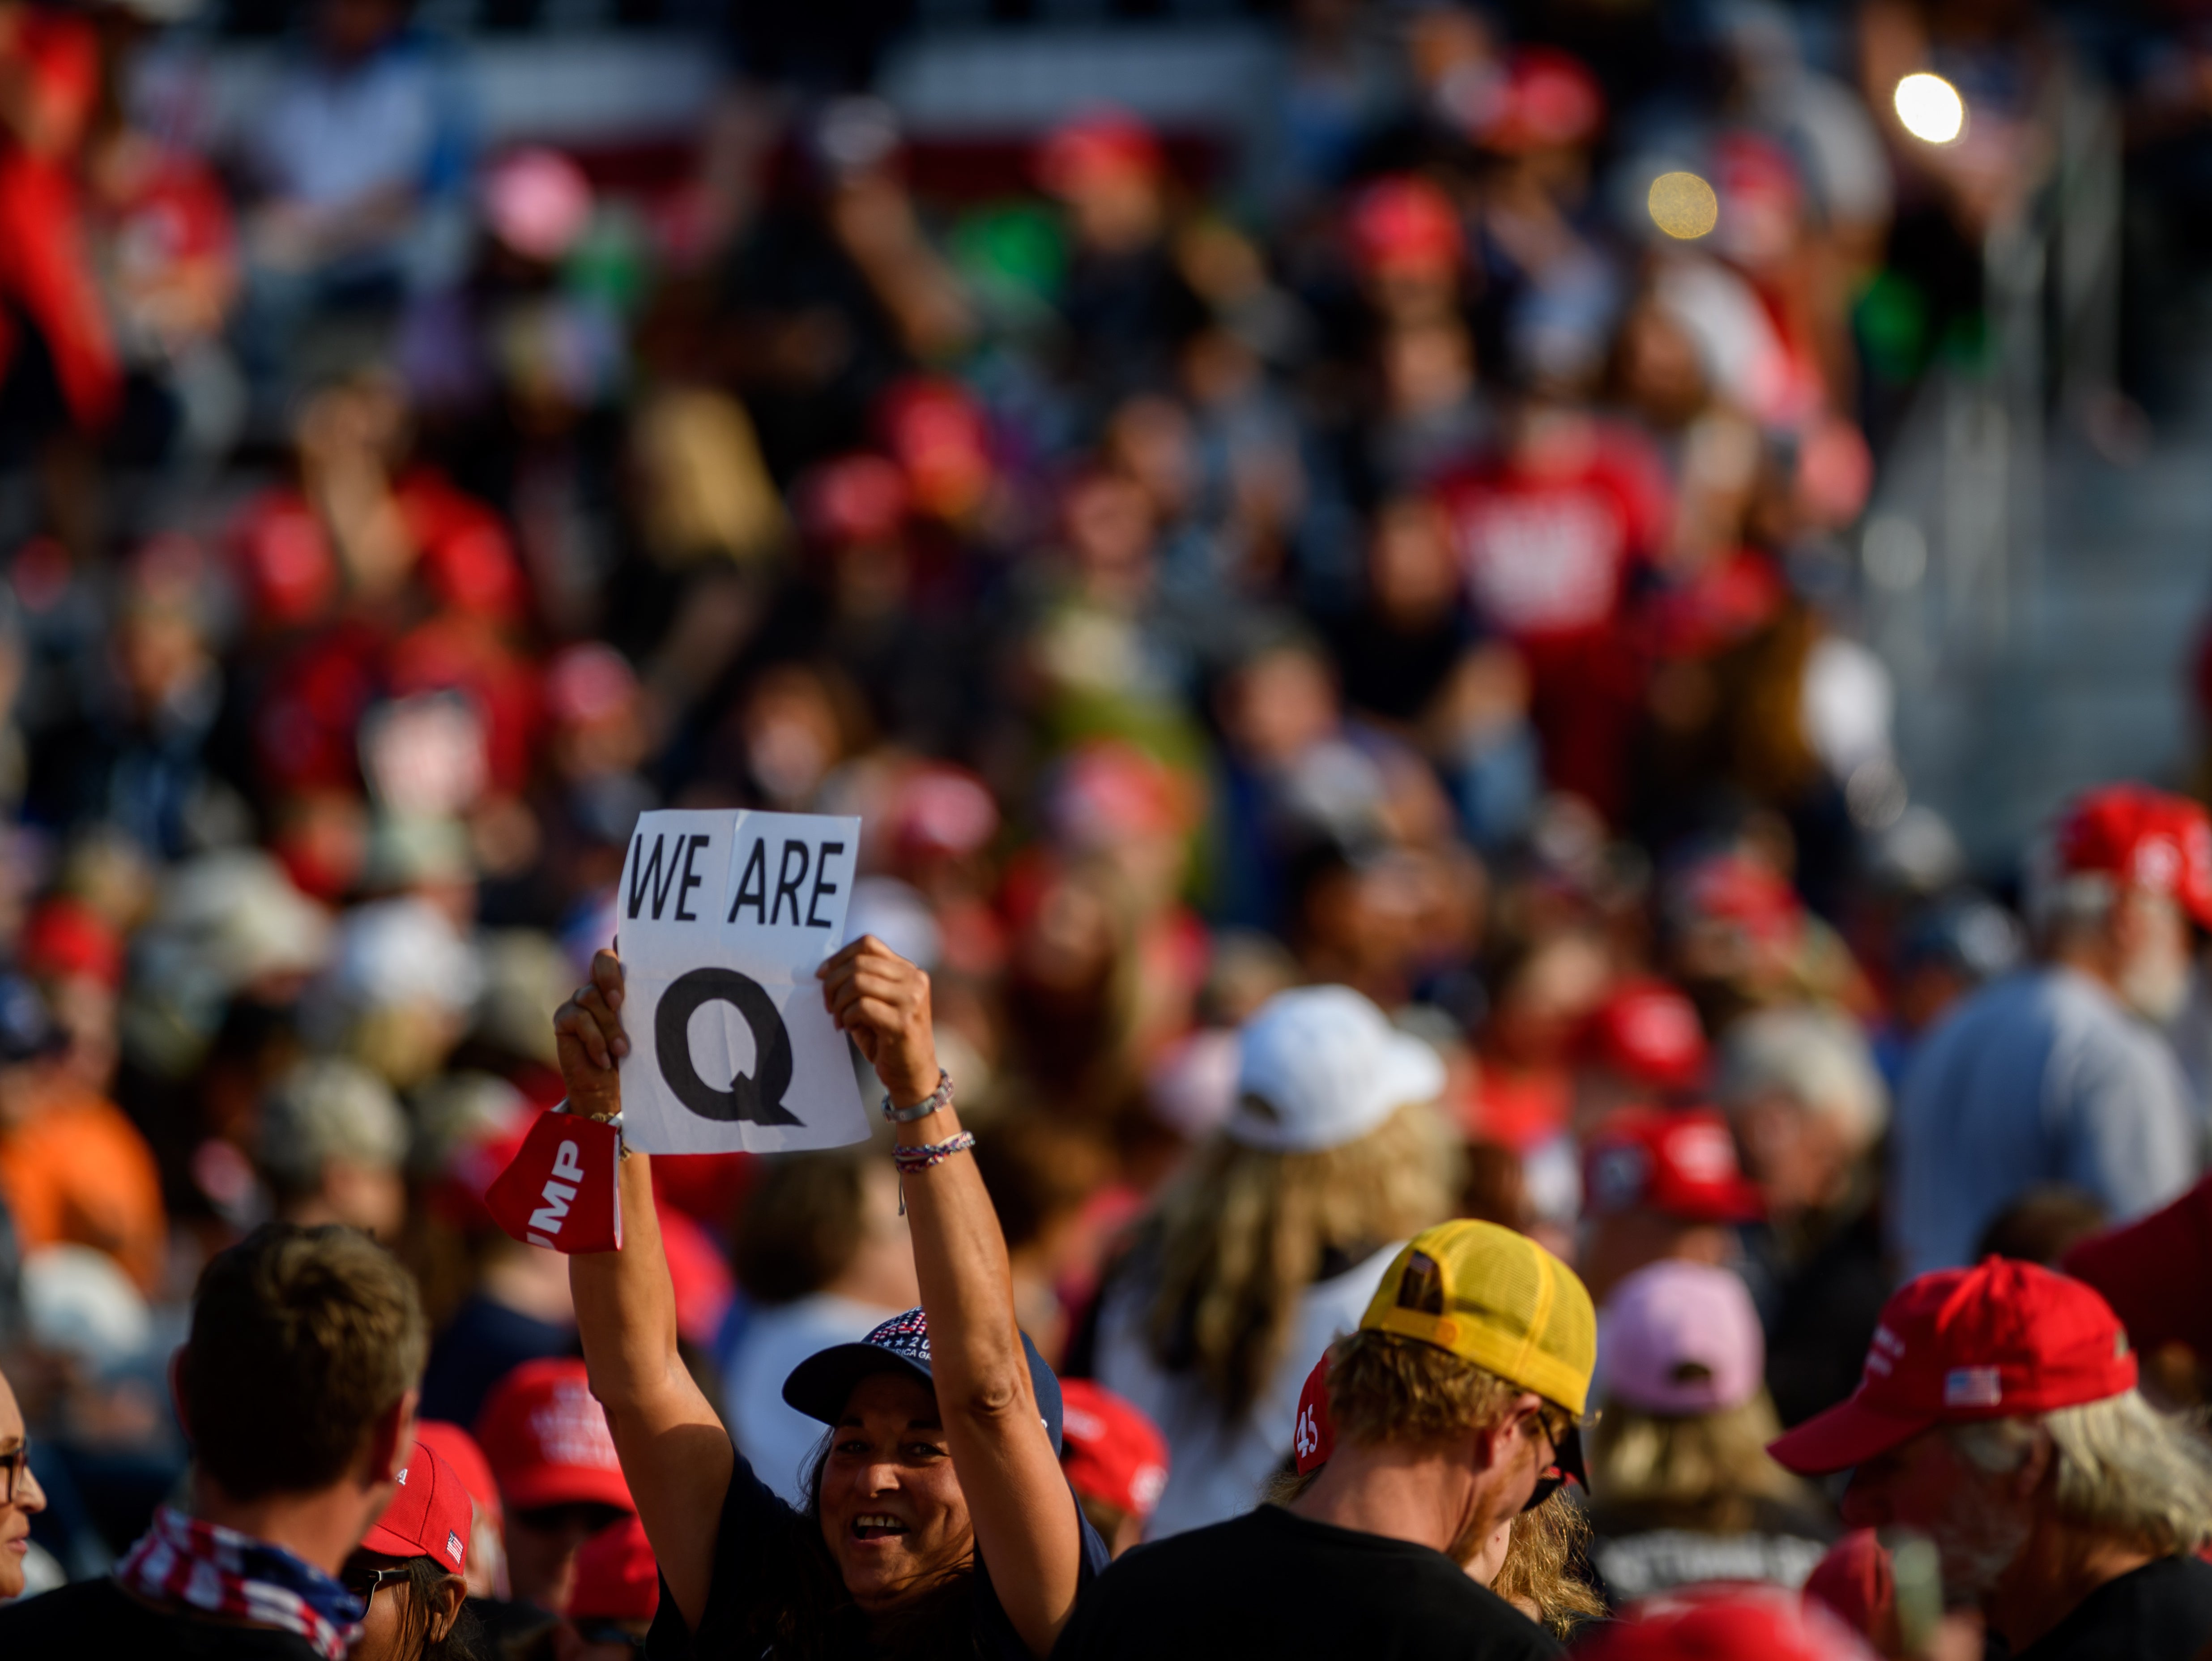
[486, 1111, 622, 1255]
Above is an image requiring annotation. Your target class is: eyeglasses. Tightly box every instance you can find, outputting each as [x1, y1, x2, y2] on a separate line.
[341, 1563, 413, 1602]
[0, 1439, 30, 1507]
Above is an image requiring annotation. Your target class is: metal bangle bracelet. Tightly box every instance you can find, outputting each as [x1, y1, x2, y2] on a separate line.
[882, 1069, 954, 1123]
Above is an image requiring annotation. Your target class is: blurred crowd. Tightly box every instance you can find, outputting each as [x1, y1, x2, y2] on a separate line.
[5, 0, 2212, 1652]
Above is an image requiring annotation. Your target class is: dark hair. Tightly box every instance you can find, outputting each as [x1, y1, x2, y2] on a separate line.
[733, 1153, 871, 1304]
[350, 1553, 485, 1661]
[1975, 1184, 2108, 1266]
[180, 1223, 427, 1500]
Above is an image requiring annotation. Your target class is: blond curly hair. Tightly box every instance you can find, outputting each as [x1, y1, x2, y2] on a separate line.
[1142, 1103, 1457, 1421]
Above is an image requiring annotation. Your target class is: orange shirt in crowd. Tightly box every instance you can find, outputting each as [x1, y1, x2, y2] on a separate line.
[0, 1088, 167, 1294]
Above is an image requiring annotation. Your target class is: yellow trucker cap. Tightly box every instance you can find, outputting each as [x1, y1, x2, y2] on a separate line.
[1359, 1219, 1598, 1416]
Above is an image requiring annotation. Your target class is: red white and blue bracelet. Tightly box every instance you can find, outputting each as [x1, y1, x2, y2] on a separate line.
[891, 1131, 977, 1174]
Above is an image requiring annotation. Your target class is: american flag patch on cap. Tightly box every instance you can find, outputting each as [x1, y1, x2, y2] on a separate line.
[864, 1307, 933, 1365]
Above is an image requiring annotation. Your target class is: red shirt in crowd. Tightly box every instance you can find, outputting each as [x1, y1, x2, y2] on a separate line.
[0, 3, 119, 428]
[1433, 412, 1672, 818]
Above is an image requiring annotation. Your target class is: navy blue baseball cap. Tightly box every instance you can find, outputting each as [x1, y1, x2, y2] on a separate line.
[783, 1307, 1066, 1454]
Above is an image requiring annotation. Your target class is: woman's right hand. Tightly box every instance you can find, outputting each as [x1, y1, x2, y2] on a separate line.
[553, 948, 629, 1119]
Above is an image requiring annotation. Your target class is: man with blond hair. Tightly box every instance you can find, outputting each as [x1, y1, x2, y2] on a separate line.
[1769, 1256, 2212, 1660]
[0, 1222, 427, 1656]
[1057, 1218, 1592, 1659]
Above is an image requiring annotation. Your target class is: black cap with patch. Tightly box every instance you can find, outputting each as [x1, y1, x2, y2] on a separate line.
[782, 1306, 1066, 1455]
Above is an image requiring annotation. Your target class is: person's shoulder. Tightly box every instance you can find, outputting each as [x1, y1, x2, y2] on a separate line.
[0, 1578, 140, 1635]
[2020, 1553, 2212, 1661]
[0, 1581, 324, 1658]
[1902, 972, 2046, 1074]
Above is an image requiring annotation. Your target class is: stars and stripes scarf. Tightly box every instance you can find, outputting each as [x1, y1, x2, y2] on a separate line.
[114, 1505, 366, 1661]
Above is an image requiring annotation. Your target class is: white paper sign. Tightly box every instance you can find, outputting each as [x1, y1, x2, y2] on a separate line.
[614, 809, 869, 1154]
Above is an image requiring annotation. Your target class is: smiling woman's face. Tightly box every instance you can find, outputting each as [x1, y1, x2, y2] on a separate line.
[817, 1372, 973, 1607]
[0, 1367, 46, 1601]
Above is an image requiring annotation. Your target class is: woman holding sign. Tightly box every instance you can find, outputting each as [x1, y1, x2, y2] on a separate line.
[554, 935, 1105, 1659]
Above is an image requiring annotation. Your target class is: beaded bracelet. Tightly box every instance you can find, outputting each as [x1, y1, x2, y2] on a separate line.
[882, 1069, 955, 1124]
[891, 1129, 976, 1214]
[891, 1131, 977, 1174]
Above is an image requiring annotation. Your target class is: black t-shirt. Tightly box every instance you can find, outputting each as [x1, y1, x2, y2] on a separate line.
[646, 1441, 1108, 1661]
[0, 1577, 324, 1660]
[2009, 1555, 2212, 1661]
[1051, 1504, 1564, 1661]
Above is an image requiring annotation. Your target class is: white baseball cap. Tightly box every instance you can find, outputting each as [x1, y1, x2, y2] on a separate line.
[1227, 985, 1446, 1153]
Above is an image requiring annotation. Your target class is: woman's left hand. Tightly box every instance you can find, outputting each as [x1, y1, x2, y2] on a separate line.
[818, 935, 939, 1107]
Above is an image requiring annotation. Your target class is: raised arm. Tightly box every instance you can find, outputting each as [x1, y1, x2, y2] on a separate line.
[556, 951, 733, 1630]
[820, 936, 1085, 1657]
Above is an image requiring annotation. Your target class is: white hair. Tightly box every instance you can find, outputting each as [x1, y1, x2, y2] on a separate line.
[1948, 1391, 2212, 1558]
[1715, 1007, 1888, 1153]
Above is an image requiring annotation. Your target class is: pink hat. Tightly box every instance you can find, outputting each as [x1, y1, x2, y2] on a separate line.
[1599, 1260, 1764, 1415]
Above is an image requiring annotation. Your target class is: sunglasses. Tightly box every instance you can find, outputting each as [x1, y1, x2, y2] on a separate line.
[341, 1563, 413, 1602]
[1520, 1402, 1585, 1513]
[0, 1439, 29, 1507]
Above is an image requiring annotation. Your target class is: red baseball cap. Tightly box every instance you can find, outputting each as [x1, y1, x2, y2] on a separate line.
[1582, 1106, 1763, 1225]
[1668, 853, 1805, 948]
[795, 454, 908, 547]
[475, 1358, 636, 1514]
[1574, 1584, 1875, 1661]
[363, 1441, 472, 1576]
[1580, 980, 1709, 1094]
[1058, 1380, 1169, 1522]
[412, 1421, 502, 1532]
[1292, 1353, 1335, 1476]
[1035, 109, 1164, 197]
[566, 1514, 659, 1624]
[21, 897, 124, 991]
[1477, 47, 1606, 154]
[1347, 176, 1463, 278]
[2061, 1176, 2212, 1364]
[2048, 785, 2212, 929]
[1768, 1258, 2137, 1477]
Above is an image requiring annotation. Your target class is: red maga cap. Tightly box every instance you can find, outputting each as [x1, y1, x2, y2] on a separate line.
[485, 1111, 622, 1255]
[475, 1358, 636, 1515]
[412, 1421, 502, 1531]
[1058, 1380, 1170, 1522]
[1292, 1352, 1335, 1476]
[2049, 785, 2212, 930]
[1582, 1106, 1762, 1225]
[363, 1441, 473, 1576]
[566, 1514, 659, 1625]
[1769, 1258, 2136, 1477]
[1580, 979, 1708, 1094]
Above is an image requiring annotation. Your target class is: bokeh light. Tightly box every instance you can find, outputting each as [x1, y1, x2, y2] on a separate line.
[1647, 171, 1719, 240]
[1893, 73, 1966, 145]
